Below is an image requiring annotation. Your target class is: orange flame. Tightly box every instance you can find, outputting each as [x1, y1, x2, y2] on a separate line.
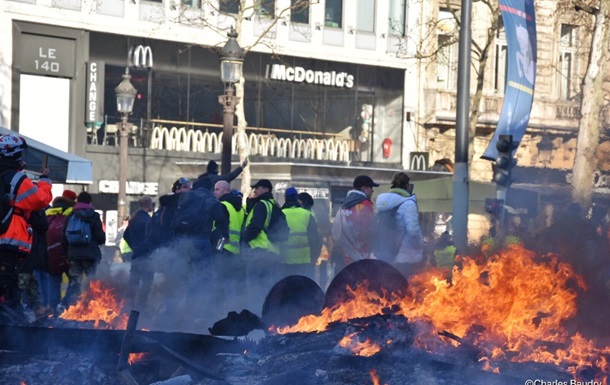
[369, 369, 387, 385]
[60, 280, 128, 329]
[276, 245, 610, 382]
[339, 332, 381, 356]
[128, 352, 149, 365]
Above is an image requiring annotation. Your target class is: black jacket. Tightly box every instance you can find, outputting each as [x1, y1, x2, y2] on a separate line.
[242, 191, 282, 244]
[193, 166, 244, 190]
[63, 203, 106, 261]
[123, 209, 151, 259]
[19, 209, 49, 272]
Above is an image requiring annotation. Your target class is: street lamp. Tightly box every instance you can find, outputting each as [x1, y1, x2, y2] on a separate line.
[114, 67, 137, 223]
[218, 27, 245, 175]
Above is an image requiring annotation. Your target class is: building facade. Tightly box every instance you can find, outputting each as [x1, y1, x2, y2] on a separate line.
[0, 0, 607, 241]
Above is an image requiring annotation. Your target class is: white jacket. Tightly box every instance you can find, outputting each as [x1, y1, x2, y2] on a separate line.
[375, 188, 424, 264]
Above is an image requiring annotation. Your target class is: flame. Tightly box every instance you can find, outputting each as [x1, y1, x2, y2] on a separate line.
[276, 245, 610, 383]
[369, 369, 387, 385]
[128, 352, 149, 365]
[339, 332, 381, 356]
[60, 280, 128, 329]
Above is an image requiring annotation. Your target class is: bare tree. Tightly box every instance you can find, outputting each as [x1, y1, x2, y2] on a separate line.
[571, 0, 610, 209]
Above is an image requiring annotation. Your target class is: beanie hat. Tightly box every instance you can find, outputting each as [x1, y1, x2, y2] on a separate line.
[285, 187, 299, 199]
[62, 190, 78, 200]
[207, 160, 219, 174]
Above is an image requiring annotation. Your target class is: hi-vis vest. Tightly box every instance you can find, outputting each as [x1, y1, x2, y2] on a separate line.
[245, 199, 278, 254]
[281, 206, 311, 264]
[221, 201, 245, 254]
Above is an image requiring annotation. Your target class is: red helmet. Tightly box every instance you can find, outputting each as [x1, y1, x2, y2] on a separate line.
[0, 134, 28, 160]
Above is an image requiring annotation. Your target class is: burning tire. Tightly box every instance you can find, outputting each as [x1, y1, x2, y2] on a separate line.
[324, 259, 407, 309]
[262, 275, 325, 328]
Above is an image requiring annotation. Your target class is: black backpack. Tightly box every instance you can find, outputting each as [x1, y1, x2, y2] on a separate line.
[170, 189, 216, 234]
[146, 205, 172, 248]
[260, 200, 290, 243]
[0, 169, 22, 235]
[372, 204, 406, 263]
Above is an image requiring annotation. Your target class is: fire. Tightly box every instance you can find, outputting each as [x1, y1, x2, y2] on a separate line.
[276, 245, 610, 382]
[128, 352, 149, 365]
[338, 332, 381, 356]
[369, 369, 387, 385]
[60, 280, 128, 329]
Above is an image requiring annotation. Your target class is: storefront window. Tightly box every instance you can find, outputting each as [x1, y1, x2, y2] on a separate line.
[325, 0, 343, 28]
[290, 0, 309, 24]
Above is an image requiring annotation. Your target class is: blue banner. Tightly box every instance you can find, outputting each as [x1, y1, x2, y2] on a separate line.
[482, 0, 537, 160]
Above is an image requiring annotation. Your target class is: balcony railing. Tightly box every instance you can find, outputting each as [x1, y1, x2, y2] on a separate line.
[95, 119, 353, 162]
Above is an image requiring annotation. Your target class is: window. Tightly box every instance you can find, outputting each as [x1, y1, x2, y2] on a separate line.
[557, 24, 577, 100]
[389, 0, 406, 36]
[494, 18, 508, 93]
[219, 0, 239, 14]
[356, 0, 375, 33]
[259, 0, 275, 17]
[290, 0, 309, 24]
[436, 10, 458, 90]
[325, 0, 343, 28]
[181, 0, 200, 6]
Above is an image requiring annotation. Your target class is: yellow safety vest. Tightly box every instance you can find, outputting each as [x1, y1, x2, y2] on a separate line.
[221, 201, 245, 254]
[281, 206, 311, 264]
[244, 199, 278, 254]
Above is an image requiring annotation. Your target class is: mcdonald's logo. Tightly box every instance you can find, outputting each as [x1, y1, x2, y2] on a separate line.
[409, 152, 429, 171]
[130, 45, 153, 68]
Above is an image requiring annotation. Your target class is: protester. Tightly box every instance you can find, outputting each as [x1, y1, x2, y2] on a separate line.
[298, 192, 315, 211]
[61, 191, 105, 307]
[193, 158, 248, 190]
[19, 209, 50, 320]
[280, 187, 321, 279]
[213, 180, 245, 255]
[0, 134, 52, 319]
[146, 177, 192, 252]
[375, 171, 424, 278]
[42, 190, 76, 314]
[242, 179, 286, 294]
[213, 180, 246, 298]
[331, 175, 378, 270]
[124, 196, 154, 307]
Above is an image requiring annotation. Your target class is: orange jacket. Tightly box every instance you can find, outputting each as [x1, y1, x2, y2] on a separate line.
[0, 170, 53, 253]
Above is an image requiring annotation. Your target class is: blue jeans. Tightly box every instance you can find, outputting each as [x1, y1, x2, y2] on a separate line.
[35, 270, 62, 309]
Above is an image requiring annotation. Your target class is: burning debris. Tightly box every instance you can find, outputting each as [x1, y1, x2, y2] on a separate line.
[1, 244, 609, 385]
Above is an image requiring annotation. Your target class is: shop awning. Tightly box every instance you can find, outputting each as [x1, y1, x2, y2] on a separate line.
[0, 127, 93, 184]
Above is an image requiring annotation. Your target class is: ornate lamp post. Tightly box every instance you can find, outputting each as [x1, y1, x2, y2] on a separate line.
[114, 68, 137, 222]
[218, 27, 245, 175]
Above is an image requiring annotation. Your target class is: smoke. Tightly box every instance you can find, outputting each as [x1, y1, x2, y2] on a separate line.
[95, 238, 275, 335]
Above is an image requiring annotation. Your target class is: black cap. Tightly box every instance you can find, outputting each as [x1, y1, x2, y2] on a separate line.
[353, 175, 379, 188]
[251, 179, 273, 190]
[207, 160, 219, 174]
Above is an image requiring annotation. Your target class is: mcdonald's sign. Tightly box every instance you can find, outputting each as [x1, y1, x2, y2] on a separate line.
[409, 152, 429, 171]
[129, 45, 153, 68]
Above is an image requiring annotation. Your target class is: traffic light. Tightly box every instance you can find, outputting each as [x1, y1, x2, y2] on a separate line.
[492, 135, 516, 187]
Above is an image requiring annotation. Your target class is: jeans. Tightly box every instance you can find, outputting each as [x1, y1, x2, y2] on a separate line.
[35, 270, 63, 309]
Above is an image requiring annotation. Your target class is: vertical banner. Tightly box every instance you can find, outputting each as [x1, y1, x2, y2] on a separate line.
[482, 0, 537, 160]
[85, 61, 105, 124]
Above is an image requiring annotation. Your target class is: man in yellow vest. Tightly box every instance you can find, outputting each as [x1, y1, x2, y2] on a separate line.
[242, 179, 285, 295]
[213, 181, 246, 296]
[280, 187, 321, 279]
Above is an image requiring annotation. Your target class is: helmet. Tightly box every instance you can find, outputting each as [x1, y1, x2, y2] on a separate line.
[0, 134, 27, 160]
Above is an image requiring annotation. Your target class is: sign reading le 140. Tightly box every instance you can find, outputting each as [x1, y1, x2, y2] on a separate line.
[20, 34, 75, 78]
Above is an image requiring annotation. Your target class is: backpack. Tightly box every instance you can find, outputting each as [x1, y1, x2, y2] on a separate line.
[170, 189, 215, 234]
[46, 213, 69, 275]
[372, 205, 406, 263]
[146, 206, 172, 248]
[261, 200, 290, 243]
[65, 214, 93, 245]
[0, 169, 21, 235]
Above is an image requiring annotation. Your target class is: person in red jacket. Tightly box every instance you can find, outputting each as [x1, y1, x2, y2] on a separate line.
[0, 134, 52, 316]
